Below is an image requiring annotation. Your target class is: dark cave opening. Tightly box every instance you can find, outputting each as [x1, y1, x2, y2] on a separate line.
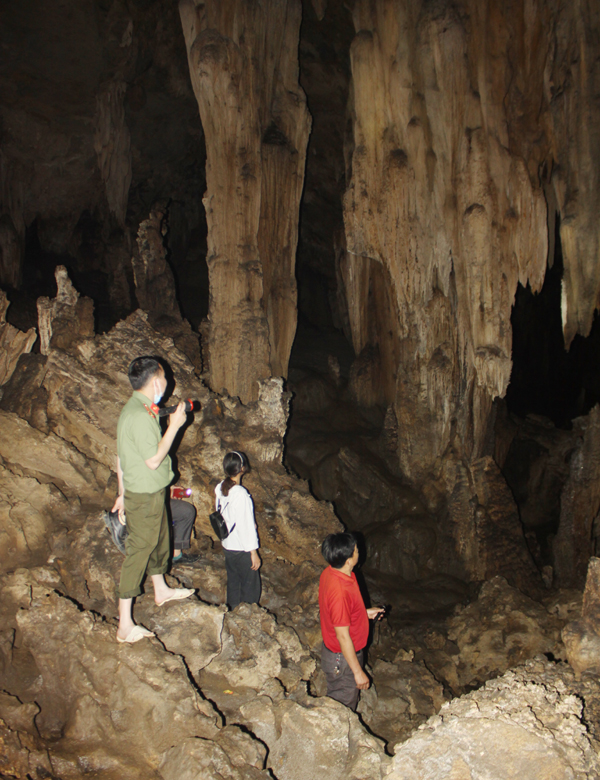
[506, 216, 600, 428]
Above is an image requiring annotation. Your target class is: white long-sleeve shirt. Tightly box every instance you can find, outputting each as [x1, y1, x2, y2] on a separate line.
[215, 481, 259, 552]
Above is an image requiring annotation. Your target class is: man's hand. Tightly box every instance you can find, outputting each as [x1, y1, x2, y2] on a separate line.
[334, 625, 370, 690]
[168, 401, 187, 430]
[111, 494, 126, 524]
[367, 607, 385, 620]
[354, 667, 370, 689]
[146, 402, 189, 470]
[250, 550, 261, 570]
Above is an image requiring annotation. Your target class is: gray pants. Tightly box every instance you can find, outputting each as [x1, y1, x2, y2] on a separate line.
[224, 549, 261, 608]
[321, 643, 364, 711]
[170, 499, 196, 550]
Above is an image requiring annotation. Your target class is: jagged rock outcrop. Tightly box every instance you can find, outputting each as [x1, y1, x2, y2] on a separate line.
[387, 658, 600, 780]
[0, 291, 36, 385]
[563, 557, 600, 676]
[36, 266, 95, 356]
[240, 694, 390, 780]
[0, 270, 340, 585]
[554, 407, 600, 588]
[179, 0, 311, 401]
[201, 603, 315, 691]
[131, 205, 202, 371]
[447, 576, 564, 688]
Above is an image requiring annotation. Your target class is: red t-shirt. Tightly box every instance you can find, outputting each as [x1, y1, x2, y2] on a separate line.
[318, 565, 369, 653]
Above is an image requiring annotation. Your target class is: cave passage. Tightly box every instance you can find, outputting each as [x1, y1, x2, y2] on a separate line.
[507, 218, 600, 428]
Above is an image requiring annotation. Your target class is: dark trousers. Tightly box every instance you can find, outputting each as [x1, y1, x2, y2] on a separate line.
[170, 498, 196, 550]
[321, 643, 364, 711]
[224, 550, 261, 609]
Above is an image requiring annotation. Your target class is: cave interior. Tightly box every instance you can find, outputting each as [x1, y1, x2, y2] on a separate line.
[2, 0, 600, 777]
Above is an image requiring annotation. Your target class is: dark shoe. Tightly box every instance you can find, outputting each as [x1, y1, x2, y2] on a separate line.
[103, 510, 128, 555]
[172, 553, 203, 567]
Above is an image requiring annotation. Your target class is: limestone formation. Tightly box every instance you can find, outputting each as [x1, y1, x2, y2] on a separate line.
[240, 695, 390, 780]
[94, 80, 132, 226]
[448, 576, 564, 688]
[2, 3, 600, 776]
[0, 292, 36, 386]
[563, 557, 600, 677]
[132, 206, 181, 321]
[387, 658, 600, 780]
[36, 266, 94, 356]
[554, 408, 600, 588]
[131, 205, 202, 370]
[179, 0, 311, 401]
[201, 603, 315, 692]
[339, 0, 600, 487]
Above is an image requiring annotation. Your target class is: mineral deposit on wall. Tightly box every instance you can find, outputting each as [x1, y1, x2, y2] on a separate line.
[340, 0, 600, 483]
[179, 0, 311, 402]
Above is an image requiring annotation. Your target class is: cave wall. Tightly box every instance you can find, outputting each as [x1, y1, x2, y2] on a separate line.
[179, 0, 311, 402]
[338, 0, 600, 484]
[0, 0, 206, 328]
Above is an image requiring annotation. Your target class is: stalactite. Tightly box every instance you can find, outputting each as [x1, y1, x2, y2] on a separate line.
[93, 80, 132, 227]
[179, 0, 310, 402]
[341, 0, 600, 483]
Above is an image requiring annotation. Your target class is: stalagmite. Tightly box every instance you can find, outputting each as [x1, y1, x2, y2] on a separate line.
[179, 0, 311, 402]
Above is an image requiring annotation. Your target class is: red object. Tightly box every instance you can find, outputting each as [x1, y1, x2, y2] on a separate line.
[171, 486, 192, 499]
[318, 566, 369, 653]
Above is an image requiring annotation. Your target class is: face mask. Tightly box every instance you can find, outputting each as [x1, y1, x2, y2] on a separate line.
[153, 380, 163, 405]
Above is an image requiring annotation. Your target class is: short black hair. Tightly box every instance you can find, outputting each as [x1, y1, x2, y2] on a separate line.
[128, 356, 162, 390]
[321, 532, 357, 569]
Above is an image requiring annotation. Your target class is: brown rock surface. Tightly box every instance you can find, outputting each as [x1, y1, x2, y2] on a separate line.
[563, 557, 600, 676]
[448, 576, 563, 688]
[554, 407, 600, 588]
[387, 658, 600, 780]
[202, 603, 315, 692]
[0, 292, 36, 386]
[16, 589, 220, 776]
[240, 694, 390, 780]
[179, 0, 311, 401]
[337, 0, 600, 490]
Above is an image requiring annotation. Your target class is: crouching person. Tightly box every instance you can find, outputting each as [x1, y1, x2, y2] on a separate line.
[318, 533, 384, 710]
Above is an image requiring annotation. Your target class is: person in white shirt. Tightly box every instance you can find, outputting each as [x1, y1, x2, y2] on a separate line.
[215, 451, 261, 608]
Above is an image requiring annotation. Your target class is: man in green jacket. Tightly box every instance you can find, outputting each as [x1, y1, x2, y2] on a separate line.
[112, 355, 194, 643]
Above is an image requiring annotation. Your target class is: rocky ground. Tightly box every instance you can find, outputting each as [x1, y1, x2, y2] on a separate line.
[1, 275, 600, 778]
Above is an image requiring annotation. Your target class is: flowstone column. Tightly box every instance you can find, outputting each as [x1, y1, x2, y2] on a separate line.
[179, 0, 310, 402]
[342, 0, 551, 482]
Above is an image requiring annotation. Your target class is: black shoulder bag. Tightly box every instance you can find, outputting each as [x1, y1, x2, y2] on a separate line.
[209, 498, 236, 541]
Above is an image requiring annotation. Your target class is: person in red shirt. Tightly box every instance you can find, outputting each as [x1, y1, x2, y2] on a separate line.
[318, 532, 384, 710]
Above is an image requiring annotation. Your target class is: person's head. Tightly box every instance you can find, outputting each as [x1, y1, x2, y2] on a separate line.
[321, 532, 358, 569]
[220, 451, 250, 496]
[223, 450, 249, 478]
[128, 356, 166, 402]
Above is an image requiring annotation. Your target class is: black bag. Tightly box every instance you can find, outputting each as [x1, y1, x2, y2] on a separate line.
[103, 509, 128, 555]
[210, 501, 235, 541]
